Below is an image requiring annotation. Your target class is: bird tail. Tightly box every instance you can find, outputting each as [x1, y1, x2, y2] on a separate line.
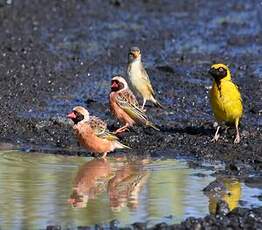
[151, 97, 165, 109]
[146, 121, 160, 131]
[114, 141, 131, 149]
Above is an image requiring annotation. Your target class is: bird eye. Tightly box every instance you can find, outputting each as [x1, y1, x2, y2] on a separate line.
[219, 67, 224, 72]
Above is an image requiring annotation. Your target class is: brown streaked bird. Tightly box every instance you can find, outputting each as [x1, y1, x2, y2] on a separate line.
[109, 75, 159, 134]
[67, 106, 130, 158]
[127, 46, 164, 110]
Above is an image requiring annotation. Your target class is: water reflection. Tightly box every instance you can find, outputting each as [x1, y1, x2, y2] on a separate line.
[107, 158, 149, 212]
[68, 158, 112, 208]
[68, 158, 150, 211]
[0, 151, 260, 229]
[204, 178, 241, 214]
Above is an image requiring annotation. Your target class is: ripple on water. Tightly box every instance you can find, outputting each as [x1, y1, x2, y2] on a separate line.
[0, 151, 261, 229]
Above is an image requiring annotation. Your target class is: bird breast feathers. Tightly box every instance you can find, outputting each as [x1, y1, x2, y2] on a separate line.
[213, 80, 242, 103]
[75, 122, 116, 153]
[210, 80, 243, 121]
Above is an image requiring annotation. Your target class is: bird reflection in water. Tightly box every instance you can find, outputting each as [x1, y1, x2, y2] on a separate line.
[108, 158, 149, 212]
[68, 157, 150, 210]
[68, 158, 112, 208]
[203, 178, 241, 214]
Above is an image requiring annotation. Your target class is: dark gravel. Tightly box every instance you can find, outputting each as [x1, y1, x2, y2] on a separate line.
[45, 206, 262, 230]
[0, 0, 261, 228]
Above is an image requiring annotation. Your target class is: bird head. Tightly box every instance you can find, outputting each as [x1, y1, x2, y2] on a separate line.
[67, 106, 90, 124]
[111, 75, 129, 92]
[209, 64, 231, 81]
[128, 46, 141, 63]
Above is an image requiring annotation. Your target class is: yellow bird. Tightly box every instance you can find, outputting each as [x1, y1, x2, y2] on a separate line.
[209, 63, 243, 144]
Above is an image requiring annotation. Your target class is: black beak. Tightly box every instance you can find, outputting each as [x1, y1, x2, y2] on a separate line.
[208, 67, 218, 77]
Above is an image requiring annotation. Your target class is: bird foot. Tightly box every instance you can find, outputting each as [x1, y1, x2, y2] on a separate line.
[211, 134, 220, 142]
[114, 127, 129, 134]
[234, 135, 240, 144]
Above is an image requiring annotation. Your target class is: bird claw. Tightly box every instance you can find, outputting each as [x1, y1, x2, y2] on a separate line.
[114, 127, 129, 134]
[234, 135, 240, 144]
[140, 106, 146, 112]
[211, 134, 220, 142]
[113, 130, 122, 135]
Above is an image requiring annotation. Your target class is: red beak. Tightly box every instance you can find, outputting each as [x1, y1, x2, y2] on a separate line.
[111, 81, 118, 89]
[67, 111, 76, 119]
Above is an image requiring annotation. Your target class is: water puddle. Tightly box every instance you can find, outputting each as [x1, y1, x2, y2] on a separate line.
[0, 151, 261, 229]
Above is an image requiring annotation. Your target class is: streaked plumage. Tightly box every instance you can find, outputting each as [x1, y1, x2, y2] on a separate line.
[209, 64, 243, 143]
[109, 75, 159, 134]
[88, 116, 118, 141]
[67, 106, 130, 157]
[127, 46, 164, 110]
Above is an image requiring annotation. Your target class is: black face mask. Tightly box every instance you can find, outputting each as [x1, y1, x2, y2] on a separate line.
[72, 112, 85, 124]
[209, 67, 227, 81]
[111, 81, 124, 92]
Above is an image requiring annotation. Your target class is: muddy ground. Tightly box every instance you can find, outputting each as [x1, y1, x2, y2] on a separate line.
[0, 0, 261, 229]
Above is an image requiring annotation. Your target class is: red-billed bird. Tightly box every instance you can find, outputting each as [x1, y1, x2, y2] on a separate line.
[67, 106, 130, 158]
[109, 75, 159, 134]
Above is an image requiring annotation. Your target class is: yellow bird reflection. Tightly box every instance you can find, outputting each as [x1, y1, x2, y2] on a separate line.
[205, 178, 241, 214]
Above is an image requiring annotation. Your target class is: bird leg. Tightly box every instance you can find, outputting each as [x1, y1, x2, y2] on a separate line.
[141, 99, 147, 111]
[114, 124, 130, 134]
[101, 152, 108, 159]
[234, 120, 240, 144]
[211, 126, 220, 142]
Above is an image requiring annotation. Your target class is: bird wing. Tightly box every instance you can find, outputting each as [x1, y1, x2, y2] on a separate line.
[222, 81, 243, 116]
[88, 116, 119, 141]
[210, 80, 243, 123]
[234, 83, 243, 103]
[127, 89, 140, 107]
[141, 65, 155, 96]
[115, 91, 148, 124]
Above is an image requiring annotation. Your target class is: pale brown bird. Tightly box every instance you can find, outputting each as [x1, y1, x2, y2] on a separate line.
[109, 75, 160, 134]
[67, 106, 130, 158]
[127, 46, 164, 110]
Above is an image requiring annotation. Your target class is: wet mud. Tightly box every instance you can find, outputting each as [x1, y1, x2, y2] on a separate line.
[0, 0, 261, 228]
